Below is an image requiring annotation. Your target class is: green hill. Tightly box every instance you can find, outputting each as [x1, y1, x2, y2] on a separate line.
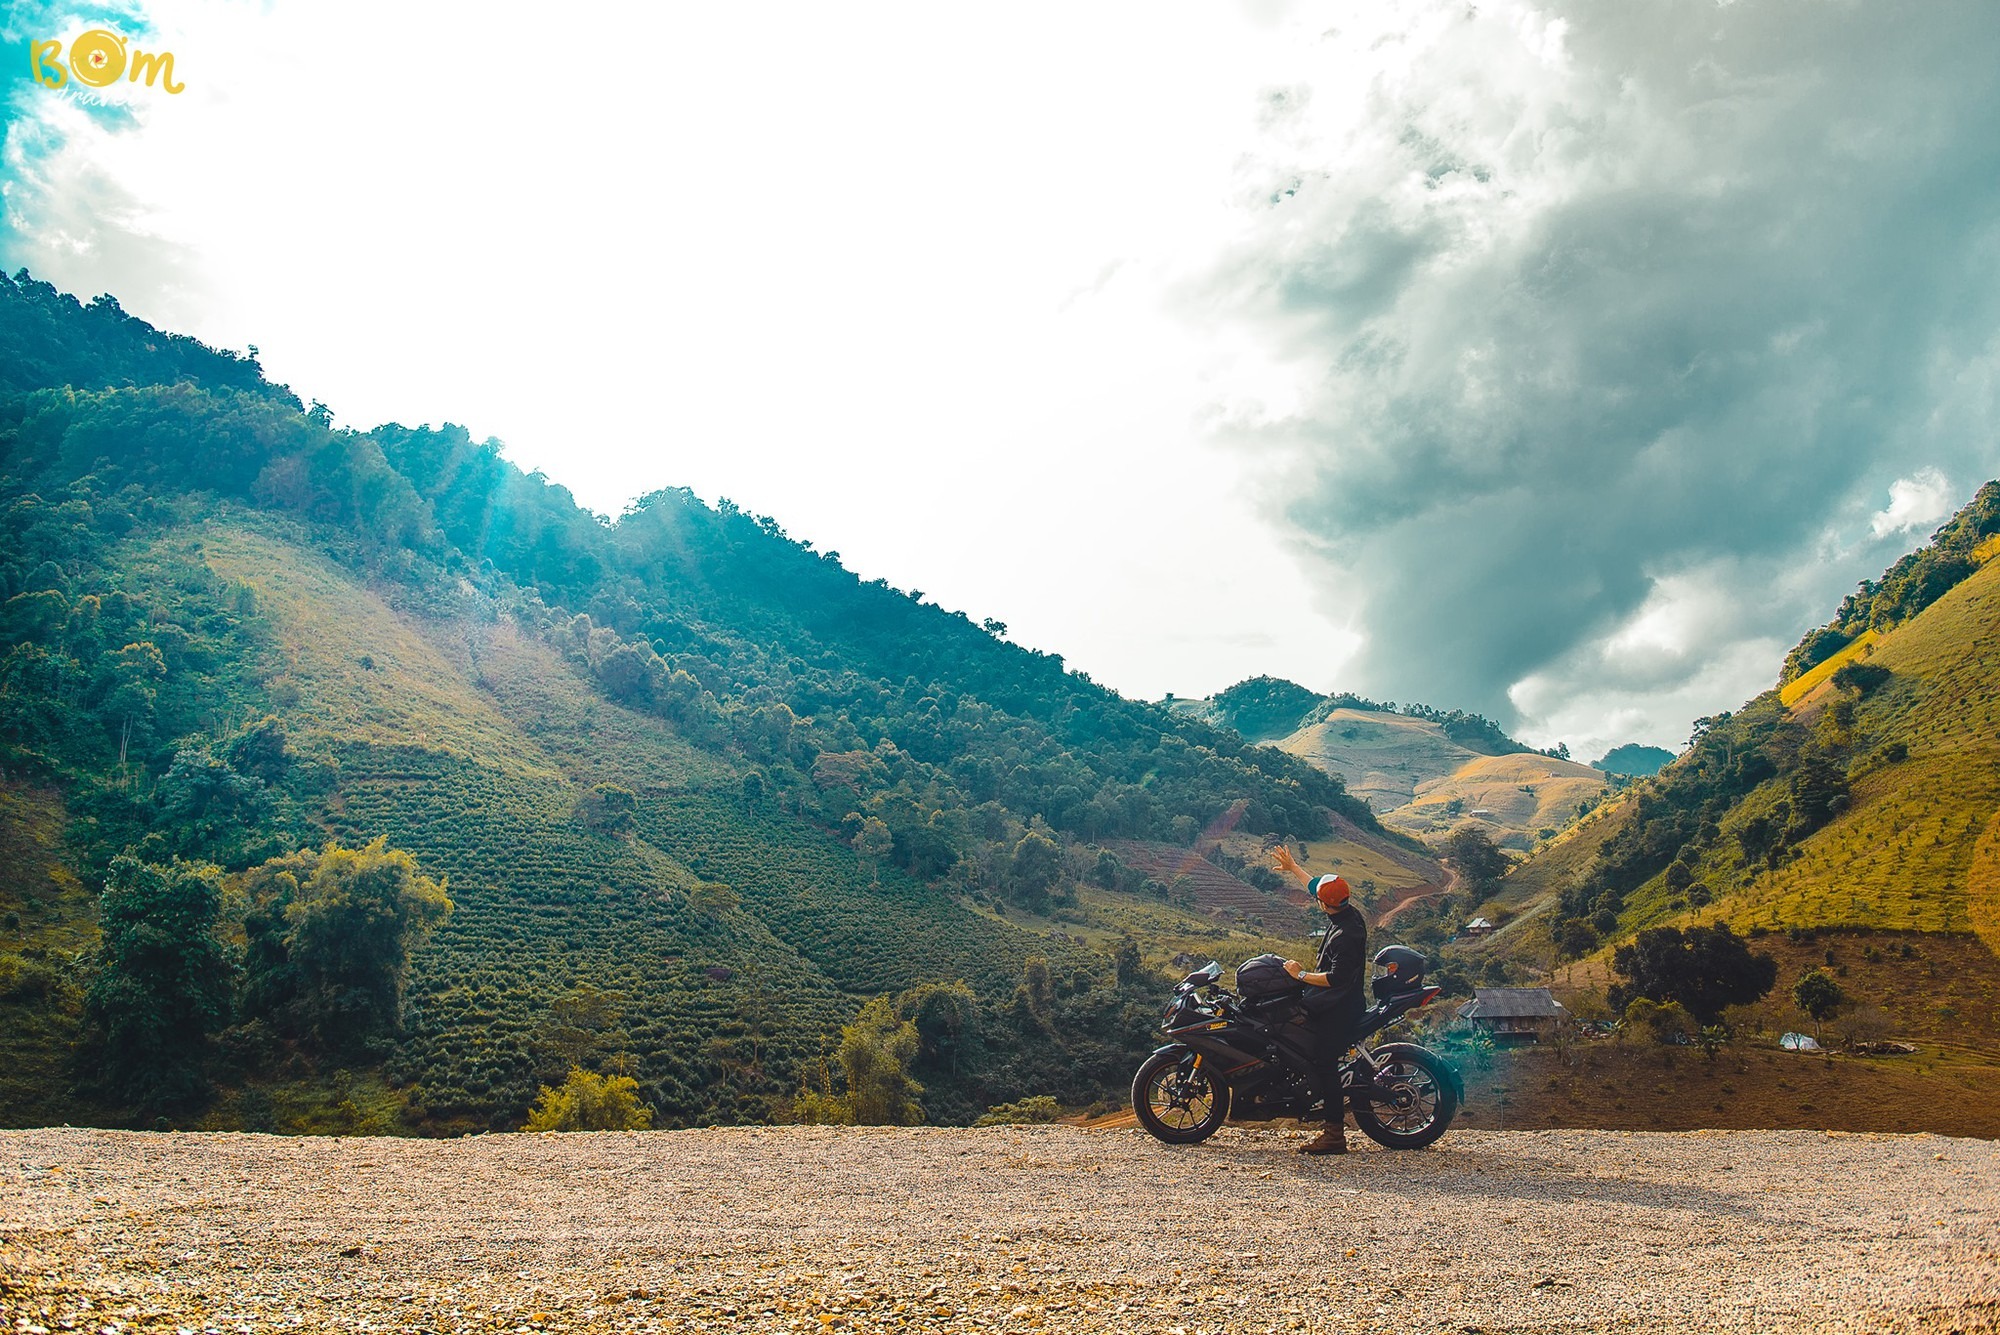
[0, 270, 1390, 1132]
[1488, 483, 2000, 1056]
[1595, 744, 1674, 777]
[1168, 675, 1326, 743]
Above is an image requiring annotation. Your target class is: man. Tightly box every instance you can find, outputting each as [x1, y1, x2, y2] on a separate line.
[1269, 843, 1368, 1155]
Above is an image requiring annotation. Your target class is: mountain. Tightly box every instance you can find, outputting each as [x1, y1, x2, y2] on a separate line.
[0, 270, 1406, 1132]
[1213, 693, 1604, 853]
[1167, 675, 1325, 743]
[1480, 482, 2000, 1053]
[1594, 744, 1674, 777]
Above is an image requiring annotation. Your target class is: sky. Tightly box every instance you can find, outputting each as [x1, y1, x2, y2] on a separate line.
[4, 0, 1997, 763]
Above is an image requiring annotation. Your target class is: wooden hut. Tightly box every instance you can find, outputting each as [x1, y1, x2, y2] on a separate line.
[1457, 987, 1568, 1044]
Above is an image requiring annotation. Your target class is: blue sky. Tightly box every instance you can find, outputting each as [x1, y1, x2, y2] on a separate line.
[5, 1, 1997, 760]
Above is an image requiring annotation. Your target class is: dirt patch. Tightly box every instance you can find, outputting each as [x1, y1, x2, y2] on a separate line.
[3, 1125, 1997, 1334]
[1456, 1039, 2000, 1137]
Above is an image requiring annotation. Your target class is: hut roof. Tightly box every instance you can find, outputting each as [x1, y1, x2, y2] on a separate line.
[1457, 987, 1567, 1020]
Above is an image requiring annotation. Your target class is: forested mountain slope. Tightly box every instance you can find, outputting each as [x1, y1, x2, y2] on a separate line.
[1494, 483, 2000, 1015]
[0, 270, 1396, 1131]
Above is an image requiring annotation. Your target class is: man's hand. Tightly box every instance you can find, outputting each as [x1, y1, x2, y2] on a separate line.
[1283, 959, 1303, 978]
[1271, 845, 1302, 876]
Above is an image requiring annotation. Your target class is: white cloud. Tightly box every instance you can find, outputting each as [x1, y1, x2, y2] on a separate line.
[1870, 468, 1955, 538]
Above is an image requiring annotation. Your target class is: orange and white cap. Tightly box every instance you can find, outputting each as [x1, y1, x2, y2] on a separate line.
[1310, 874, 1351, 910]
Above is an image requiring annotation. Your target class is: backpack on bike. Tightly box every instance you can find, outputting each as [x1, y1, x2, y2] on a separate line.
[1235, 953, 1301, 998]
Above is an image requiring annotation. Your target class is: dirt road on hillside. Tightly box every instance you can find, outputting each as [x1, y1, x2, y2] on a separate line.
[3, 1125, 1996, 1334]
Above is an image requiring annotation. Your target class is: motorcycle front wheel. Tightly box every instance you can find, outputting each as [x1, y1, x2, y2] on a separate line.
[1351, 1045, 1458, 1150]
[1131, 1047, 1231, 1144]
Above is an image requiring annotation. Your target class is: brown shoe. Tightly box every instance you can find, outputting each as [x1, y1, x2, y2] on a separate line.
[1299, 1126, 1348, 1156]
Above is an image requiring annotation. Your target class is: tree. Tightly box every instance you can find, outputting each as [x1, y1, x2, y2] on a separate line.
[1111, 937, 1143, 987]
[239, 838, 452, 1055]
[81, 855, 235, 1111]
[895, 980, 977, 1071]
[802, 995, 924, 1126]
[1787, 756, 1850, 831]
[1621, 997, 1696, 1046]
[95, 640, 165, 768]
[1445, 825, 1509, 896]
[1791, 968, 1847, 1032]
[1607, 924, 1777, 1025]
[689, 880, 740, 915]
[576, 783, 636, 833]
[852, 816, 893, 878]
[530, 983, 628, 1077]
[522, 1067, 653, 1131]
[223, 715, 292, 783]
[157, 744, 278, 861]
[1008, 830, 1063, 910]
[1553, 917, 1599, 960]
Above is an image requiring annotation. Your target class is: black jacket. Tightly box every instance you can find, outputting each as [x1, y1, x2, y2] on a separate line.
[1313, 901, 1368, 1004]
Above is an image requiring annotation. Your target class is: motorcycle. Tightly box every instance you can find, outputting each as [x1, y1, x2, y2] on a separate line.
[1131, 946, 1462, 1148]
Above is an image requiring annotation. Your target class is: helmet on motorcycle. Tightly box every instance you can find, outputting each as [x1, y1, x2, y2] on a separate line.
[1310, 874, 1351, 910]
[1371, 945, 1427, 1000]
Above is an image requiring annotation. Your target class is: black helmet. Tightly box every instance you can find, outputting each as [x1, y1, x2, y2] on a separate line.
[1371, 945, 1427, 1000]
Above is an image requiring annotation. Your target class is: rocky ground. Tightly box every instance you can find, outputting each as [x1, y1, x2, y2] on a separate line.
[2, 1124, 1996, 1334]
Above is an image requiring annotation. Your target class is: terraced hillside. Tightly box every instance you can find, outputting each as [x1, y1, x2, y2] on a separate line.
[1477, 484, 2000, 1061]
[0, 270, 1424, 1133]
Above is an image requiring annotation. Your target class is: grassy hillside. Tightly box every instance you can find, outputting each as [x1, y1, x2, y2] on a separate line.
[1278, 708, 1605, 853]
[1396, 753, 1607, 850]
[1706, 555, 2000, 943]
[1279, 707, 1485, 811]
[0, 271, 1415, 1132]
[1482, 484, 2000, 1074]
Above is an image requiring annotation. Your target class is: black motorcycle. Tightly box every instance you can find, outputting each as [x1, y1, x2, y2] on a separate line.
[1131, 946, 1461, 1149]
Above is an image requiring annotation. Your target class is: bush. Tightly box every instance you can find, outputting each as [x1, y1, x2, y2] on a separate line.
[522, 1067, 654, 1132]
[0, 952, 55, 1001]
[975, 1095, 1062, 1126]
[1622, 997, 1696, 1046]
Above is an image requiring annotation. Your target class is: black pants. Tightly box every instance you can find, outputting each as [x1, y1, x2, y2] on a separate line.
[1301, 990, 1365, 1125]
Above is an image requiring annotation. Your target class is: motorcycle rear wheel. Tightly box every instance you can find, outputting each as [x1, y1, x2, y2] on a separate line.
[1351, 1045, 1457, 1150]
[1132, 1048, 1231, 1144]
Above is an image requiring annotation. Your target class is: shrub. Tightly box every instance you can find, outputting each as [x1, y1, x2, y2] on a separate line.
[975, 1095, 1061, 1126]
[1622, 997, 1696, 1046]
[522, 1067, 654, 1132]
[790, 996, 924, 1126]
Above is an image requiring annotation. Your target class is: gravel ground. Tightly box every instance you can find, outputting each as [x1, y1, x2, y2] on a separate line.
[2, 1124, 1996, 1334]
